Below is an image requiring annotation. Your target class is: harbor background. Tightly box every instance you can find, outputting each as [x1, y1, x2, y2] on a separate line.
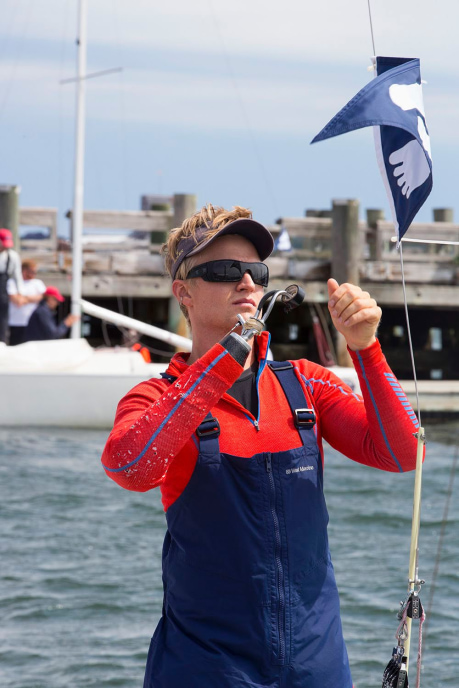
[2, 1, 459, 684]
[1, 424, 458, 687]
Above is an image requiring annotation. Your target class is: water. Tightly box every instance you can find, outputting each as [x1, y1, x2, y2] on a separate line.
[1, 425, 458, 687]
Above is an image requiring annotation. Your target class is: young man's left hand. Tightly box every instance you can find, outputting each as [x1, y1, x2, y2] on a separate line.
[327, 278, 382, 352]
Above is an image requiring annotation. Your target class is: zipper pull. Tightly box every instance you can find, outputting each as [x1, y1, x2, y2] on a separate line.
[253, 420, 259, 432]
[266, 454, 272, 473]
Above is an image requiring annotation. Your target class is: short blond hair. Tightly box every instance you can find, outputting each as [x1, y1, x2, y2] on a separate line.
[162, 203, 253, 325]
[22, 259, 37, 272]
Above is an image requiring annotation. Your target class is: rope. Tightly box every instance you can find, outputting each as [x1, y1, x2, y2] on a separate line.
[367, 0, 377, 56]
[399, 241, 421, 425]
[111, 0, 130, 210]
[395, 237, 459, 247]
[394, 595, 426, 688]
[416, 609, 426, 688]
[365, 5, 426, 686]
[396, 602, 409, 644]
[205, 0, 280, 218]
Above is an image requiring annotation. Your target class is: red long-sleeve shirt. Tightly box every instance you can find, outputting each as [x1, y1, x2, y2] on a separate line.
[101, 333, 420, 511]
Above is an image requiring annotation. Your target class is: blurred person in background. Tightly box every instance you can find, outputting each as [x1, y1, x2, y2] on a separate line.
[25, 286, 79, 342]
[7, 259, 46, 345]
[0, 228, 23, 344]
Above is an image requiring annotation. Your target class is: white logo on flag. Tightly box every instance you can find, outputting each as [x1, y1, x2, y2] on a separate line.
[388, 82, 431, 197]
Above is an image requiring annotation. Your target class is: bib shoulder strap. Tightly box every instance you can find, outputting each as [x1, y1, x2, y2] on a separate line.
[196, 412, 220, 457]
[268, 361, 316, 442]
[160, 372, 177, 383]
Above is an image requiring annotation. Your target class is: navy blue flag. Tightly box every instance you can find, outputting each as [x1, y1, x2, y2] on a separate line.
[311, 57, 432, 240]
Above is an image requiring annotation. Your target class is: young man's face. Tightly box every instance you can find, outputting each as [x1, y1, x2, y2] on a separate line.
[23, 265, 37, 280]
[45, 296, 59, 311]
[179, 234, 265, 337]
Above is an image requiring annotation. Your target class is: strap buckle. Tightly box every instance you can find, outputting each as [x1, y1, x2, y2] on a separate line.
[196, 417, 220, 438]
[267, 361, 293, 371]
[294, 408, 315, 428]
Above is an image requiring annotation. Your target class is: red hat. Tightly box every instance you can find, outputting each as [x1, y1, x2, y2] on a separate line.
[44, 286, 65, 303]
[0, 228, 14, 248]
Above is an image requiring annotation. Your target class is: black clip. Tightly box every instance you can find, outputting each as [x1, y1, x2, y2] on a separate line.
[294, 408, 316, 428]
[396, 666, 408, 688]
[196, 417, 220, 438]
[407, 593, 423, 620]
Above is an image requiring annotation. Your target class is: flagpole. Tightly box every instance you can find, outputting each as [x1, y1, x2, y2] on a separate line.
[404, 427, 426, 672]
[310, 51, 432, 685]
[70, 0, 87, 338]
[397, 237, 427, 685]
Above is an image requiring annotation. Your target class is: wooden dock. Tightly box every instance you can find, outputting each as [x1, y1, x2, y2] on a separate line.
[9, 195, 459, 385]
[15, 199, 459, 306]
[401, 380, 459, 416]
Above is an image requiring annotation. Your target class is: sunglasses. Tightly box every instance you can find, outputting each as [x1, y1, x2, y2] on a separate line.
[186, 260, 269, 287]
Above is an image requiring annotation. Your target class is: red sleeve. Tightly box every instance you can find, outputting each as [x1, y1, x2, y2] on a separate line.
[300, 339, 421, 472]
[101, 342, 243, 492]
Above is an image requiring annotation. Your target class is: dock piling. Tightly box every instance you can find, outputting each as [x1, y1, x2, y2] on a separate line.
[332, 199, 360, 366]
[0, 185, 20, 251]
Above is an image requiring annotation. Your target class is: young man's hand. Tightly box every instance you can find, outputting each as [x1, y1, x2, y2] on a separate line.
[327, 278, 381, 352]
[64, 314, 80, 327]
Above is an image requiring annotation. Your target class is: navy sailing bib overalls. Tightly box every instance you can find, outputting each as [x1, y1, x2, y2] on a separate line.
[144, 362, 352, 688]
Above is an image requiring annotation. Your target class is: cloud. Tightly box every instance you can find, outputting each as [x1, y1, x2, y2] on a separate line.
[2, 0, 458, 71]
[0, 47, 457, 149]
[2, 0, 457, 139]
[1, 0, 458, 227]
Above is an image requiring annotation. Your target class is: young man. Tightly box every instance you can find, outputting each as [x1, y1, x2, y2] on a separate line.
[7, 260, 46, 345]
[101, 204, 419, 688]
[0, 228, 23, 344]
[25, 286, 79, 341]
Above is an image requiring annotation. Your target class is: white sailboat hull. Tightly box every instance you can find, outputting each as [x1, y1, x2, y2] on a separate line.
[0, 339, 365, 429]
[0, 339, 166, 428]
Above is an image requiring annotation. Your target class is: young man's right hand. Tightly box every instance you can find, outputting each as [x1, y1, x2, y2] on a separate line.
[64, 314, 80, 327]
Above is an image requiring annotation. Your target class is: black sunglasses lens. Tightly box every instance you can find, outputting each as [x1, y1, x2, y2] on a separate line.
[245, 265, 269, 286]
[188, 261, 269, 286]
[210, 262, 243, 281]
[210, 261, 268, 286]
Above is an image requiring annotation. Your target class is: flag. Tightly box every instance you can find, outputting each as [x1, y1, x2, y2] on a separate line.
[274, 225, 292, 252]
[311, 57, 432, 241]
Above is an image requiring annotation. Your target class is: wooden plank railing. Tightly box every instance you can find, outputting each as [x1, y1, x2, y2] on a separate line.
[17, 207, 459, 285]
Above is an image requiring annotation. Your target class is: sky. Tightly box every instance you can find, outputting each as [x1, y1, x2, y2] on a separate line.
[0, 0, 458, 235]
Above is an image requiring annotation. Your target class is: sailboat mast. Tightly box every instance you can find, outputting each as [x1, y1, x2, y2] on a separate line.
[70, 0, 87, 338]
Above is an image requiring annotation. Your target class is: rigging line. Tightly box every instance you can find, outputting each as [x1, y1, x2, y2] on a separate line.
[0, 0, 22, 66]
[392, 236, 459, 247]
[58, 0, 72, 238]
[423, 440, 459, 640]
[366, 0, 377, 56]
[399, 241, 421, 427]
[0, 0, 35, 122]
[59, 67, 123, 85]
[206, 0, 280, 218]
[111, 0, 130, 210]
